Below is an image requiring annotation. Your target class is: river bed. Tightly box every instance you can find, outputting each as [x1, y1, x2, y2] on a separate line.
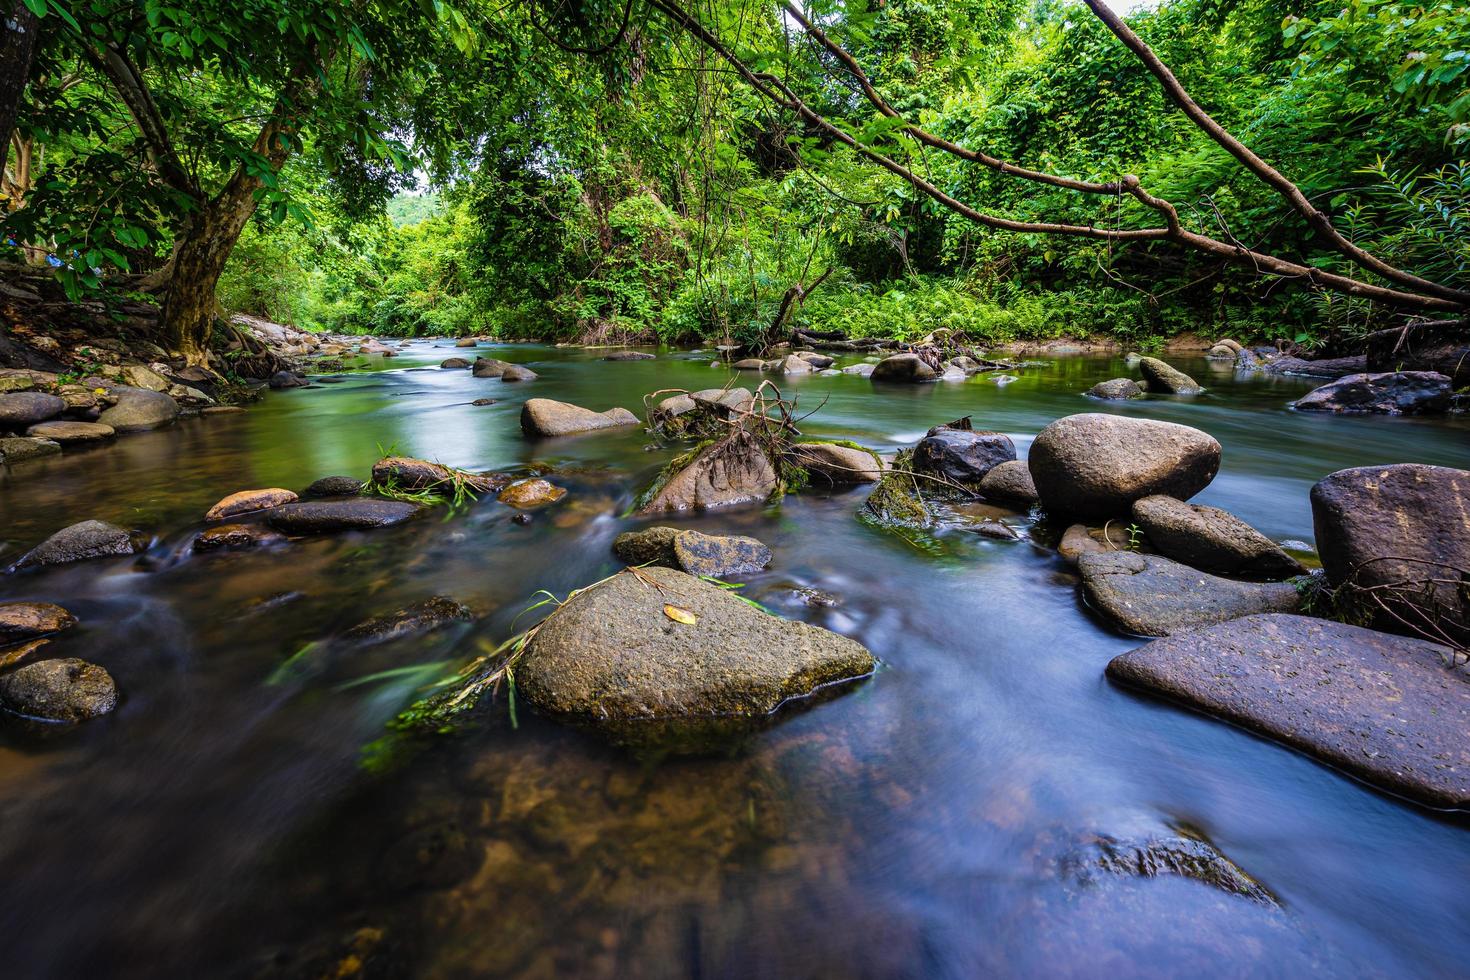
[1, 342, 1468, 978]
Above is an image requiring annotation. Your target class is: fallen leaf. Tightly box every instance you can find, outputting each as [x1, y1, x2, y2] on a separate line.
[663, 604, 698, 625]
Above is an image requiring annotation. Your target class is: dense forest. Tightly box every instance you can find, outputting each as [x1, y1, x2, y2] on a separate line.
[3, 0, 1468, 355]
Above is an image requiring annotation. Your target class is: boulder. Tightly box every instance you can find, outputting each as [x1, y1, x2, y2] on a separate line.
[732, 358, 766, 370]
[1291, 371, 1452, 415]
[0, 436, 61, 463]
[119, 364, 169, 391]
[1131, 495, 1304, 579]
[371, 457, 505, 495]
[602, 350, 655, 361]
[787, 442, 884, 486]
[637, 429, 779, 514]
[1028, 414, 1221, 520]
[1138, 357, 1202, 394]
[0, 658, 117, 723]
[672, 529, 772, 577]
[439, 357, 470, 369]
[516, 567, 874, 733]
[612, 526, 682, 566]
[1310, 464, 1470, 644]
[797, 352, 834, 368]
[304, 475, 364, 498]
[841, 363, 875, 378]
[193, 523, 288, 552]
[10, 520, 140, 571]
[978, 459, 1038, 506]
[1086, 378, 1144, 400]
[1078, 552, 1300, 636]
[97, 387, 179, 431]
[268, 371, 309, 389]
[520, 398, 640, 437]
[455, 338, 477, 347]
[655, 387, 753, 421]
[1106, 614, 1470, 808]
[0, 392, 65, 428]
[773, 354, 812, 375]
[266, 499, 422, 534]
[496, 478, 567, 509]
[499, 364, 537, 382]
[24, 421, 114, 443]
[341, 596, 471, 646]
[205, 488, 299, 521]
[912, 427, 1016, 486]
[870, 353, 937, 383]
[472, 358, 509, 378]
[0, 602, 77, 643]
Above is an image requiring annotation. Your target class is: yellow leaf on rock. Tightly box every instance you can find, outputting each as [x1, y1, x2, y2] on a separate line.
[663, 604, 698, 625]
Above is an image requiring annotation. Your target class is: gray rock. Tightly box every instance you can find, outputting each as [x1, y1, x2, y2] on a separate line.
[1292, 371, 1452, 415]
[10, 520, 140, 571]
[0, 436, 61, 463]
[304, 475, 364, 498]
[1262, 354, 1367, 379]
[266, 499, 422, 534]
[268, 371, 309, 389]
[499, 364, 538, 382]
[672, 529, 772, 577]
[978, 459, 1038, 506]
[602, 350, 655, 361]
[732, 358, 766, 370]
[656, 387, 753, 421]
[0, 658, 117, 722]
[638, 429, 779, 514]
[788, 442, 884, 486]
[913, 428, 1016, 486]
[24, 420, 114, 443]
[1132, 495, 1304, 579]
[841, 363, 875, 378]
[472, 357, 510, 377]
[870, 353, 937, 383]
[772, 354, 813, 375]
[1086, 378, 1144, 400]
[1078, 551, 1300, 636]
[613, 526, 681, 566]
[1107, 614, 1470, 808]
[0, 602, 77, 642]
[521, 398, 640, 436]
[1311, 464, 1470, 645]
[0, 392, 65, 428]
[341, 596, 472, 646]
[1028, 414, 1221, 520]
[797, 352, 835, 368]
[1138, 357, 1202, 394]
[517, 566, 874, 732]
[439, 357, 470, 369]
[97, 387, 179, 431]
[120, 364, 169, 391]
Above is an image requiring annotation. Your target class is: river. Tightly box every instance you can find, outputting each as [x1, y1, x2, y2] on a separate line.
[1, 342, 1467, 978]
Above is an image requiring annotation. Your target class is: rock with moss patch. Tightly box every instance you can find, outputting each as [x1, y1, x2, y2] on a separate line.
[787, 442, 884, 486]
[1079, 551, 1300, 636]
[638, 429, 779, 514]
[516, 567, 874, 736]
[0, 658, 117, 722]
[0, 436, 61, 463]
[1086, 378, 1144, 400]
[861, 449, 931, 528]
[372, 457, 505, 496]
[613, 526, 682, 565]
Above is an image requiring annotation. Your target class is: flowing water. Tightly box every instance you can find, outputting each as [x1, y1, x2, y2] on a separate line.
[1, 343, 1468, 978]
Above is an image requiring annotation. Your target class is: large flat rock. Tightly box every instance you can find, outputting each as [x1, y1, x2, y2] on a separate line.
[1079, 551, 1300, 636]
[266, 499, 423, 534]
[1107, 614, 1470, 808]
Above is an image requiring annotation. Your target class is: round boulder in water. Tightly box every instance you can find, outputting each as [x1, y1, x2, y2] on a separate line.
[0, 658, 117, 722]
[1028, 413, 1220, 520]
[913, 428, 1016, 485]
[97, 386, 179, 431]
[0, 391, 65, 428]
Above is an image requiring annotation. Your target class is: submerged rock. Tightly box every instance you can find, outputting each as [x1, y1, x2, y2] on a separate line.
[841, 363, 875, 378]
[602, 350, 655, 361]
[0, 602, 77, 642]
[371, 457, 505, 496]
[1131, 495, 1303, 579]
[1107, 614, 1470, 808]
[304, 475, 364, 498]
[862, 449, 931, 528]
[267, 499, 422, 534]
[787, 442, 884, 486]
[912, 427, 1016, 487]
[268, 370, 309, 389]
[193, 523, 288, 552]
[1085, 378, 1144, 400]
[10, 520, 140, 571]
[870, 352, 937, 383]
[342, 596, 472, 646]
[1311, 464, 1470, 645]
[205, 488, 299, 521]
[1138, 357, 1202, 394]
[0, 658, 117, 722]
[978, 459, 1038, 506]
[496, 478, 567, 509]
[637, 429, 779, 514]
[1292, 371, 1452, 415]
[520, 398, 640, 437]
[0, 436, 61, 463]
[1028, 414, 1220, 520]
[1078, 551, 1300, 636]
[24, 420, 114, 443]
[0, 391, 64, 428]
[97, 386, 179, 431]
[732, 358, 766, 370]
[1061, 825, 1275, 905]
[516, 567, 874, 738]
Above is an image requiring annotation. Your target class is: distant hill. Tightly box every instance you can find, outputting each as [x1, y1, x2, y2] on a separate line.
[387, 192, 443, 227]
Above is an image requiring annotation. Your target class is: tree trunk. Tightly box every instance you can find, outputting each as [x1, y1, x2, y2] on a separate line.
[159, 190, 259, 362]
[0, 1, 39, 179]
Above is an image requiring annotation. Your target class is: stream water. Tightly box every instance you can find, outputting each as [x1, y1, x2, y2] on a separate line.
[1, 342, 1468, 978]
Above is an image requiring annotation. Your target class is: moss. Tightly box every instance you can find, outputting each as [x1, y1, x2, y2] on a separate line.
[860, 449, 931, 528]
[630, 438, 715, 514]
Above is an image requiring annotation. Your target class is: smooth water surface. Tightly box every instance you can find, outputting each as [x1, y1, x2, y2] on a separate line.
[1, 342, 1467, 978]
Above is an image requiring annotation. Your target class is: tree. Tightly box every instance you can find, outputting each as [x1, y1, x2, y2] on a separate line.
[0, 1, 41, 179]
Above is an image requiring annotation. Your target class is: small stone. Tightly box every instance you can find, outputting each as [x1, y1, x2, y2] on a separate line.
[497, 478, 567, 509]
[471, 398, 496, 407]
[304, 475, 365, 498]
[0, 658, 118, 723]
[1086, 378, 1144, 400]
[9, 520, 139, 571]
[788, 442, 884, 485]
[0, 602, 77, 642]
[205, 488, 299, 521]
[602, 351, 655, 361]
[342, 596, 472, 646]
[440, 357, 470, 369]
[193, 523, 288, 552]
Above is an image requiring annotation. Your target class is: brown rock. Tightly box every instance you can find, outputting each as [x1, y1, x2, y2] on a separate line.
[788, 442, 884, 486]
[371, 457, 506, 495]
[0, 602, 77, 642]
[1132, 495, 1304, 579]
[520, 398, 640, 437]
[637, 429, 779, 515]
[497, 478, 567, 509]
[193, 523, 288, 552]
[24, 421, 114, 443]
[205, 488, 299, 521]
